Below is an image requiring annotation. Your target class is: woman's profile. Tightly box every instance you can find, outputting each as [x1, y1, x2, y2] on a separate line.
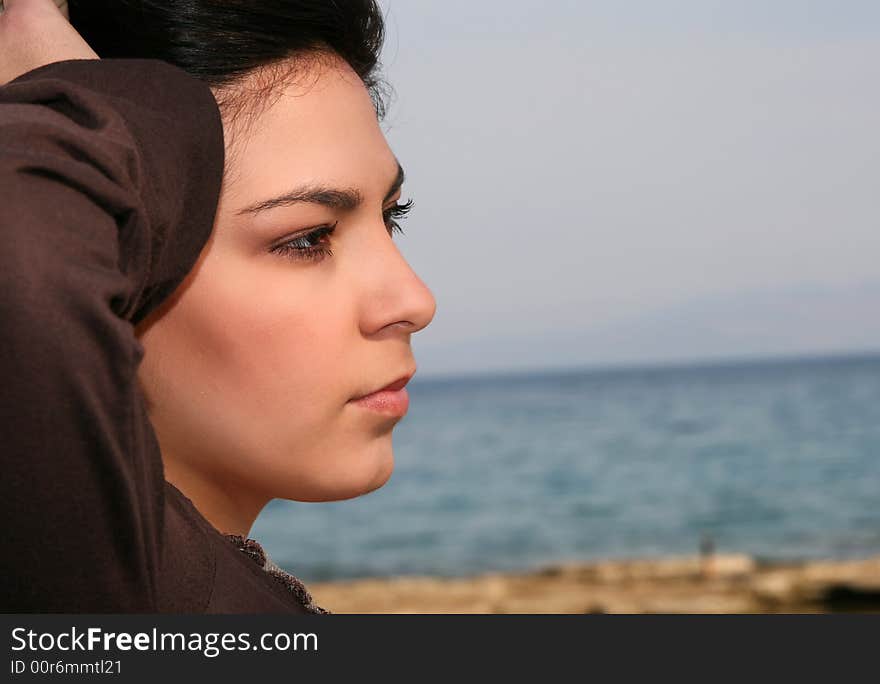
[0, 0, 436, 613]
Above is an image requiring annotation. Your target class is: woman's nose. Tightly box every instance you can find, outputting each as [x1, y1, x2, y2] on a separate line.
[358, 230, 437, 337]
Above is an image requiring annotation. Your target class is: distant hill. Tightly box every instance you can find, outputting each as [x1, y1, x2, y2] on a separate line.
[415, 281, 880, 378]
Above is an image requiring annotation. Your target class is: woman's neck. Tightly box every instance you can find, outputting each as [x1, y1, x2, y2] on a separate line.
[163, 459, 269, 537]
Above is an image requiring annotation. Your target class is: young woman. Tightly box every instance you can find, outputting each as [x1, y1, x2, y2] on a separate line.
[0, 0, 436, 613]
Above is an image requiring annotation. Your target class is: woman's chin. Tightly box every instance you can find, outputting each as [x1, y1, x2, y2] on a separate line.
[276, 447, 395, 502]
[341, 452, 395, 499]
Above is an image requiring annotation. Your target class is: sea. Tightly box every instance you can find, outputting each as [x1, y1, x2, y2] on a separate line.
[251, 353, 880, 582]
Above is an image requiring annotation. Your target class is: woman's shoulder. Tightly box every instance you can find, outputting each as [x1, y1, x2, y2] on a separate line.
[162, 482, 328, 614]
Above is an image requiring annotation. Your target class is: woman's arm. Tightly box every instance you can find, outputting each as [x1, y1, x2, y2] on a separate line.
[0, 0, 98, 84]
[0, 57, 224, 611]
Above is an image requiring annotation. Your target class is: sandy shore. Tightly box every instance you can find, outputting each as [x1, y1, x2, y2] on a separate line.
[306, 554, 880, 613]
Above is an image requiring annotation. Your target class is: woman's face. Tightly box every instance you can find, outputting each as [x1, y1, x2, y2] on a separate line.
[134, 54, 436, 533]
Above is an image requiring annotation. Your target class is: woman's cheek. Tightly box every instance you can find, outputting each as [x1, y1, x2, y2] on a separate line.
[184, 246, 357, 425]
[192, 292, 344, 421]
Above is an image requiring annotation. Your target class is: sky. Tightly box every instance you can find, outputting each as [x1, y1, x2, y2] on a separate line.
[376, 1, 880, 379]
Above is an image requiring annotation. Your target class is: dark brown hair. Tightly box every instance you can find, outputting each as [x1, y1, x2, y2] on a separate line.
[68, 0, 390, 132]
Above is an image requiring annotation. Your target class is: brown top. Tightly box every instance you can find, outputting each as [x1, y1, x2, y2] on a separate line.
[0, 57, 327, 614]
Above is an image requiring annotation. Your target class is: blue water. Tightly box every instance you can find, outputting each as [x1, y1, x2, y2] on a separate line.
[251, 353, 880, 582]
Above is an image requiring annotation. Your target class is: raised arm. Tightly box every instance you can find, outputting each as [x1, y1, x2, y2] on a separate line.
[0, 57, 224, 611]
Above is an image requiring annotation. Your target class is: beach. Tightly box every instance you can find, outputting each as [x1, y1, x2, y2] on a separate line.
[258, 357, 880, 609]
[307, 554, 880, 613]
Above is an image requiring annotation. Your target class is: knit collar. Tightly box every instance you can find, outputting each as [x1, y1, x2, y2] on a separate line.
[224, 534, 330, 614]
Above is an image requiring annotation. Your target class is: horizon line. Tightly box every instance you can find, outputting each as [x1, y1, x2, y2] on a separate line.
[411, 347, 880, 384]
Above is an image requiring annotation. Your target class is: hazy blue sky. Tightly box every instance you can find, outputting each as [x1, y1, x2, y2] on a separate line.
[376, 1, 880, 378]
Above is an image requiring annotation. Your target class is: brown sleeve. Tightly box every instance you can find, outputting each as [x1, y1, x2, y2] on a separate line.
[0, 58, 224, 612]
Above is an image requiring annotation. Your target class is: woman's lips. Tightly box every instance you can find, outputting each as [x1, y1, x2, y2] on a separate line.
[348, 372, 413, 416]
[349, 386, 410, 416]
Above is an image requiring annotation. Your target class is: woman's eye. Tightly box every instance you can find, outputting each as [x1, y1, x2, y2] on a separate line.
[268, 200, 412, 263]
[384, 198, 414, 236]
[270, 222, 337, 262]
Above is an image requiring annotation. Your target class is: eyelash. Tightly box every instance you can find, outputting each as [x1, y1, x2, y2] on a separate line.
[270, 199, 414, 262]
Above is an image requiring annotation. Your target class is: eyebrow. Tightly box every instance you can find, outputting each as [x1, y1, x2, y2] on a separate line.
[236, 161, 406, 217]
